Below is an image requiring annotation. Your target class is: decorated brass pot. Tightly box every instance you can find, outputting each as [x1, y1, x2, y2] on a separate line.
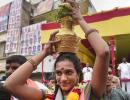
[55, 3, 81, 53]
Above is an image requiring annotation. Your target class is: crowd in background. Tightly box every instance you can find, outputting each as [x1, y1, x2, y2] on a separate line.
[1, 54, 130, 100]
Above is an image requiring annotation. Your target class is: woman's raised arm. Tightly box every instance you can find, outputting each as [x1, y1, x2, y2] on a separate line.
[4, 31, 59, 100]
[67, 0, 110, 97]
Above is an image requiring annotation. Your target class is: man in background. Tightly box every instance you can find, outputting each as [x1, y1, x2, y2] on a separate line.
[117, 57, 130, 93]
[82, 63, 93, 82]
[1, 55, 48, 100]
[112, 76, 121, 89]
[47, 75, 55, 91]
[104, 66, 130, 100]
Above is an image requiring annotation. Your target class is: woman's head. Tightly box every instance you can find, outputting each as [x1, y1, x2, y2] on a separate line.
[54, 52, 83, 92]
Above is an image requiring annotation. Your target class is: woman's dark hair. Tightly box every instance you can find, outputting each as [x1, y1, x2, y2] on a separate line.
[54, 52, 83, 82]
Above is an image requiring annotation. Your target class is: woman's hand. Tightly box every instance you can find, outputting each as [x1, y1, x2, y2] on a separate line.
[66, 0, 83, 22]
[43, 30, 60, 55]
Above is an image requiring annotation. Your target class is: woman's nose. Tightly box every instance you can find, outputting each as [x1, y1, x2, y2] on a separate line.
[60, 74, 67, 81]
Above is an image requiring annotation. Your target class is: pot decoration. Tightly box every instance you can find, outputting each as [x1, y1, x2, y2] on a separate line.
[55, 2, 81, 53]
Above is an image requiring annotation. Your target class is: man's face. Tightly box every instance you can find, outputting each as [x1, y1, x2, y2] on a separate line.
[86, 63, 89, 67]
[112, 77, 119, 88]
[6, 63, 20, 77]
[122, 57, 126, 63]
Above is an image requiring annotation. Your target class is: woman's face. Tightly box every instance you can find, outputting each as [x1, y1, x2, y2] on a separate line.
[55, 60, 79, 92]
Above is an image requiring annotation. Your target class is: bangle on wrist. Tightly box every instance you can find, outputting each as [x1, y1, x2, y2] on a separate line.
[85, 29, 98, 38]
[28, 59, 37, 70]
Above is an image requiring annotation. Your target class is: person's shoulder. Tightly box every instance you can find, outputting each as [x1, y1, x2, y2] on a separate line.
[117, 63, 123, 69]
[124, 92, 130, 99]
[82, 67, 87, 71]
[111, 89, 124, 98]
[113, 88, 122, 92]
[113, 88, 130, 98]
[127, 62, 130, 66]
[116, 89, 130, 99]
[89, 67, 93, 70]
[34, 81, 49, 91]
[83, 67, 87, 69]
[119, 63, 124, 66]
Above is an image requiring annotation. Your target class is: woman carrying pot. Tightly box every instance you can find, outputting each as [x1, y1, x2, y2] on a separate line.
[4, 0, 110, 100]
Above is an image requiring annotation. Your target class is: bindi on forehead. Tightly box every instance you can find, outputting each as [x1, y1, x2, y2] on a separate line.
[61, 67, 65, 70]
[56, 67, 74, 71]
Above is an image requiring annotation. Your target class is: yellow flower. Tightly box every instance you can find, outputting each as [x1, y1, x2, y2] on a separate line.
[45, 98, 51, 100]
[67, 92, 79, 100]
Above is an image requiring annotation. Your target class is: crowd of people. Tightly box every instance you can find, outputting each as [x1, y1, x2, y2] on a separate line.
[0, 0, 130, 100]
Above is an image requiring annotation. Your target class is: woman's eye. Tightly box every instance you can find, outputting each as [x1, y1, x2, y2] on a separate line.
[56, 72, 62, 76]
[66, 71, 72, 75]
